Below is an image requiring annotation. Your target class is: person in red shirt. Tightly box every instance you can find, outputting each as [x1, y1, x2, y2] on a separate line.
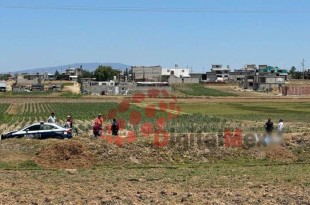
[93, 114, 103, 137]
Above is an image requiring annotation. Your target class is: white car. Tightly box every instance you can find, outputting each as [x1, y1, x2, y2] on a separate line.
[1, 122, 72, 140]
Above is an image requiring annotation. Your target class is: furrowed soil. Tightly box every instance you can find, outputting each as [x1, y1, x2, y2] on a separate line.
[0, 135, 309, 204]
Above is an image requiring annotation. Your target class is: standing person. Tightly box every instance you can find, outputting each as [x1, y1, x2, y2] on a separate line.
[68, 114, 73, 128]
[93, 114, 103, 137]
[264, 118, 274, 133]
[111, 118, 119, 136]
[47, 112, 56, 123]
[64, 116, 71, 128]
[68, 114, 78, 135]
[264, 118, 274, 144]
[277, 119, 284, 142]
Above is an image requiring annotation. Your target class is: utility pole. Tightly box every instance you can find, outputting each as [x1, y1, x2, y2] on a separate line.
[302, 59, 305, 80]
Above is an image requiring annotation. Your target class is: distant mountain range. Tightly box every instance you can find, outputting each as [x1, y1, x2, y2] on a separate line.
[11, 63, 131, 74]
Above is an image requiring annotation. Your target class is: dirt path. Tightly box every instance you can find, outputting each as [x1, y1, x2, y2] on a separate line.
[1, 96, 310, 104]
[62, 83, 81, 94]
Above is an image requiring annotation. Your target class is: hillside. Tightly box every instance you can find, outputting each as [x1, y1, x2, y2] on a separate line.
[11, 62, 131, 74]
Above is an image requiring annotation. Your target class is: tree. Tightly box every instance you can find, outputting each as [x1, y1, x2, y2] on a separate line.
[289, 66, 302, 79]
[94, 66, 120, 81]
[0, 74, 11, 81]
[123, 68, 128, 81]
[54, 70, 60, 80]
[289, 66, 296, 74]
[81, 69, 93, 78]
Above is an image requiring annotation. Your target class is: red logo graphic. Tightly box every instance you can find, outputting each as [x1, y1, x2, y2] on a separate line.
[99, 89, 181, 147]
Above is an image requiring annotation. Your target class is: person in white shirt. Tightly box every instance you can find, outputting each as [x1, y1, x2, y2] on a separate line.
[278, 119, 284, 132]
[277, 119, 284, 143]
[47, 112, 56, 123]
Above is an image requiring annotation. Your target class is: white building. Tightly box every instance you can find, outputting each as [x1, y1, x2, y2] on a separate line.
[211, 65, 231, 82]
[162, 65, 191, 78]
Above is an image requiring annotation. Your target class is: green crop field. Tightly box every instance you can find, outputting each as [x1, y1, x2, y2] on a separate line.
[1, 100, 310, 134]
[179, 102, 310, 123]
[172, 84, 236, 96]
[0, 101, 236, 135]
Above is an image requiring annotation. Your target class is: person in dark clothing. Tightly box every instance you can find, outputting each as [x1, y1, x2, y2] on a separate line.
[111, 118, 119, 136]
[264, 118, 274, 144]
[264, 118, 274, 133]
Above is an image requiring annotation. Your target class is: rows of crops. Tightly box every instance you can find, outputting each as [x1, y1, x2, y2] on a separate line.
[0, 104, 10, 126]
[0, 101, 240, 136]
[172, 84, 236, 96]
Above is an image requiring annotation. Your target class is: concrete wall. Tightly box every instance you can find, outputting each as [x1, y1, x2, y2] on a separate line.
[265, 77, 285, 84]
[256, 83, 283, 91]
[132, 66, 162, 82]
[88, 84, 171, 95]
[169, 75, 200, 84]
[283, 86, 310, 95]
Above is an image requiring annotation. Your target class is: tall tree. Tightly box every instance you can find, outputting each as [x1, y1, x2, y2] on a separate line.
[54, 70, 60, 80]
[289, 66, 296, 74]
[94, 66, 120, 81]
[289, 66, 302, 79]
[81, 69, 93, 78]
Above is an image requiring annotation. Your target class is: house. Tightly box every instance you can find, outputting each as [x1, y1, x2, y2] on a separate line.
[132, 65, 162, 82]
[162, 65, 191, 79]
[230, 65, 257, 82]
[243, 65, 288, 91]
[16, 73, 44, 86]
[65, 67, 82, 76]
[205, 65, 231, 82]
[43, 72, 55, 80]
[161, 64, 200, 84]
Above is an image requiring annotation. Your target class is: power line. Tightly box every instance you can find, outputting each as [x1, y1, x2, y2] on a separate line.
[0, 4, 310, 13]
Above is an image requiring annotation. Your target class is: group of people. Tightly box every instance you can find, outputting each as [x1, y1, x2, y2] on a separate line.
[264, 118, 284, 144]
[48, 112, 284, 140]
[47, 112, 119, 137]
[47, 112, 73, 128]
[92, 114, 119, 137]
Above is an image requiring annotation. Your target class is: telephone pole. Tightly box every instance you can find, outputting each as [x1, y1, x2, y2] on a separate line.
[302, 59, 305, 80]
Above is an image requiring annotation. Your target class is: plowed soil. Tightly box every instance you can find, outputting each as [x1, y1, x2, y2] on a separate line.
[35, 141, 95, 169]
[0, 134, 309, 204]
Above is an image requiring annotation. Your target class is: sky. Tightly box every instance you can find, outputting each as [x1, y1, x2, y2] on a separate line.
[1, 0, 310, 72]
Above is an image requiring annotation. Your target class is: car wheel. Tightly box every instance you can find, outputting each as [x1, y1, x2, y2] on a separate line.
[33, 134, 41, 139]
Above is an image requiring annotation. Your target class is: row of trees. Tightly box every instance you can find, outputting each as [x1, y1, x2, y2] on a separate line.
[289, 66, 308, 79]
[54, 66, 125, 81]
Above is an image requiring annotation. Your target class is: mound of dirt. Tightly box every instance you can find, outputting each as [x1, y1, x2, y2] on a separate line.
[266, 146, 298, 162]
[35, 141, 95, 169]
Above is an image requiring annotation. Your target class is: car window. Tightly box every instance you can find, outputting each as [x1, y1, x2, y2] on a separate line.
[24, 125, 41, 131]
[42, 124, 57, 130]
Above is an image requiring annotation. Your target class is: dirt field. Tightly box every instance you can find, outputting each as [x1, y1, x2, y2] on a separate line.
[0, 134, 309, 204]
